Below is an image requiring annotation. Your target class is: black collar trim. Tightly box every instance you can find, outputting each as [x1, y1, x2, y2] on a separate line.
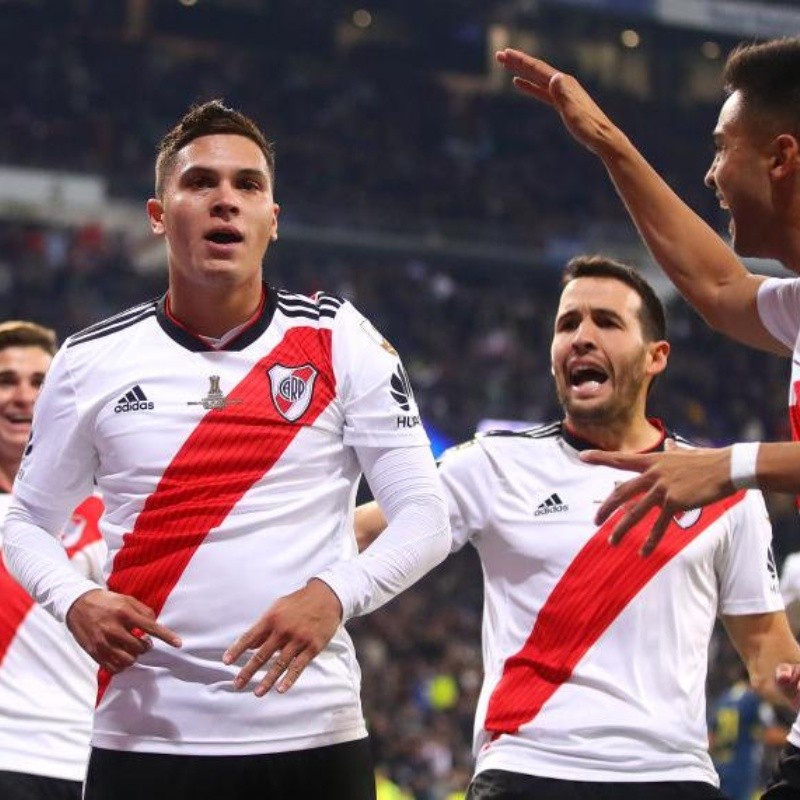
[561, 418, 672, 453]
[155, 283, 278, 352]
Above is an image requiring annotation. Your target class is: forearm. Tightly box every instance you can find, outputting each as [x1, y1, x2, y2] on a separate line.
[4, 499, 98, 622]
[316, 446, 451, 620]
[752, 441, 800, 495]
[599, 132, 769, 345]
[725, 612, 800, 708]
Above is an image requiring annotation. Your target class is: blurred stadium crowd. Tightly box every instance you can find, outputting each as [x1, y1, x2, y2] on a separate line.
[3, 1, 799, 797]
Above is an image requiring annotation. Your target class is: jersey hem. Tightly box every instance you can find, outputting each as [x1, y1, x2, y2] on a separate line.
[474, 752, 719, 786]
[91, 723, 369, 756]
[0, 755, 86, 782]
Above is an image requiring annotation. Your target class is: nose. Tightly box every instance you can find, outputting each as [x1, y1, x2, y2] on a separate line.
[12, 381, 39, 410]
[704, 155, 718, 190]
[571, 320, 597, 352]
[211, 181, 240, 218]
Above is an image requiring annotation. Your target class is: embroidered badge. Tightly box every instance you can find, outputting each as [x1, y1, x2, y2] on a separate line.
[268, 364, 318, 422]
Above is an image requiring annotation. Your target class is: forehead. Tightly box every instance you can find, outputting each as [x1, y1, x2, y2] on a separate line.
[0, 346, 52, 374]
[172, 134, 269, 176]
[556, 276, 642, 318]
[714, 91, 752, 140]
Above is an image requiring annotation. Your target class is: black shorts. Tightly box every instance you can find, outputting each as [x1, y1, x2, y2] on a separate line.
[0, 770, 82, 800]
[84, 738, 376, 800]
[466, 769, 728, 800]
[763, 742, 800, 798]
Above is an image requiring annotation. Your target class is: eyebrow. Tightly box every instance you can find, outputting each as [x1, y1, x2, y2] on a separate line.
[0, 370, 45, 380]
[180, 165, 267, 181]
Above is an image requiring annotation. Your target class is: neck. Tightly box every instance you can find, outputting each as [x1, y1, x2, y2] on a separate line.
[0, 455, 21, 493]
[167, 276, 264, 339]
[564, 413, 663, 453]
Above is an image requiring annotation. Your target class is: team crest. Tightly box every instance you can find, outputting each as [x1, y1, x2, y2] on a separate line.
[268, 364, 318, 422]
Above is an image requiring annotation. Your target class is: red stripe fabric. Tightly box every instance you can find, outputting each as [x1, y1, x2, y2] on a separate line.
[484, 492, 746, 735]
[97, 327, 334, 701]
[790, 380, 800, 511]
[0, 495, 104, 668]
[0, 565, 35, 668]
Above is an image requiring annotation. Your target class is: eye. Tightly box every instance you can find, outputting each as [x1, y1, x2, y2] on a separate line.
[240, 178, 264, 191]
[188, 175, 214, 189]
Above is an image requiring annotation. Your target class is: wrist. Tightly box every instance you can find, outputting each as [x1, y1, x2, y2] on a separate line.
[729, 442, 760, 490]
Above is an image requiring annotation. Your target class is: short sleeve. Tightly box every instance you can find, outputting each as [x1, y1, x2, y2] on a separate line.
[716, 490, 784, 616]
[333, 303, 430, 449]
[780, 553, 800, 606]
[757, 277, 800, 351]
[438, 439, 492, 553]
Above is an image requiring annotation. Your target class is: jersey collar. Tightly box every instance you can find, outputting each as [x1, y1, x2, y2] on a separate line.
[561, 418, 672, 453]
[156, 283, 278, 352]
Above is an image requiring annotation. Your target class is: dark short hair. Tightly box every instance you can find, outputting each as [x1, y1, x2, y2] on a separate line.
[155, 99, 276, 198]
[723, 37, 800, 139]
[0, 321, 57, 355]
[561, 254, 667, 341]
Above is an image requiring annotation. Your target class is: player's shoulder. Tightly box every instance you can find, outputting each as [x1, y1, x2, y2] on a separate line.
[274, 288, 347, 324]
[65, 299, 159, 351]
[481, 421, 562, 444]
[441, 421, 562, 465]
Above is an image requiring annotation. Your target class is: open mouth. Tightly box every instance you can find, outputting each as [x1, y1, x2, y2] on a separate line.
[205, 229, 244, 245]
[569, 366, 609, 391]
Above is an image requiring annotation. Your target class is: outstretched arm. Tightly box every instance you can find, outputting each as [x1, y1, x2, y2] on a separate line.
[496, 48, 786, 355]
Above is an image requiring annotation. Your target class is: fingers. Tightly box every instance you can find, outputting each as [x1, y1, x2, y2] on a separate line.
[776, 664, 800, 710]
[581, 449, 651, 473]
[511, 78, 555, 106]
[495, 48, 559, 86]
[605, 487, 656, 546]
[595, 474, 650, 526]
[640, 504, 674, 557]
[228, 638, 311, 697]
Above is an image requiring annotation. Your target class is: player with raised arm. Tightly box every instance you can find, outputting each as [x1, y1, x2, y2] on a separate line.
[494, 40, 800, 553]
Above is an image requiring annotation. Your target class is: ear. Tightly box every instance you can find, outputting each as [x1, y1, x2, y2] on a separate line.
[646, 339, 670, 378]
[770, 134, 800, 180]
[270, 203, 281, 241]
[147, 198, 165, 236]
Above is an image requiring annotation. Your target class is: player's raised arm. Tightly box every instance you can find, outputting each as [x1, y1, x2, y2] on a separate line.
[495, 48, 785, 355]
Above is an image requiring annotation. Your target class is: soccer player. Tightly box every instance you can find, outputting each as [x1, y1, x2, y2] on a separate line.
[356, 256, 800, 800]
[496, 42, 800, 796]
[492, 40, 800, 551]
[2, 101, 451, 800]
[0, 321, 105, 800]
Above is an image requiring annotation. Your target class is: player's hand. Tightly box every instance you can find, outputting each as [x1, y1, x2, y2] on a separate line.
[776, 664, 800, 711]
[580, 445, 735, 555]
[66, 588, 182, 674]
[223, 578, 343, 697]
[495, 48, 625, 157]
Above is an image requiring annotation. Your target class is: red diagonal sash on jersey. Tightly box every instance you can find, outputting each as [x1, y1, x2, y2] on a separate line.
[0, 566, 35, 668]
[0, 496, 104, 667]
[98, 327, 334, 702]
[790, 380, 800, 510]
[484, 492, 746, 736]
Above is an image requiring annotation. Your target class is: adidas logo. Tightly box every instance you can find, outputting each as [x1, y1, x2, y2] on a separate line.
[534, 492, 568, 516]
[114, 385, 154, 414]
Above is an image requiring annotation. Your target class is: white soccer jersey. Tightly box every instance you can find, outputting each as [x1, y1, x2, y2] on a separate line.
[0, 494, 105, 781]
[440, 422, 782, 785]
[12, 287, 429, 756]
[781, 553, 800, 607]
[757, 276, 800, 750]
